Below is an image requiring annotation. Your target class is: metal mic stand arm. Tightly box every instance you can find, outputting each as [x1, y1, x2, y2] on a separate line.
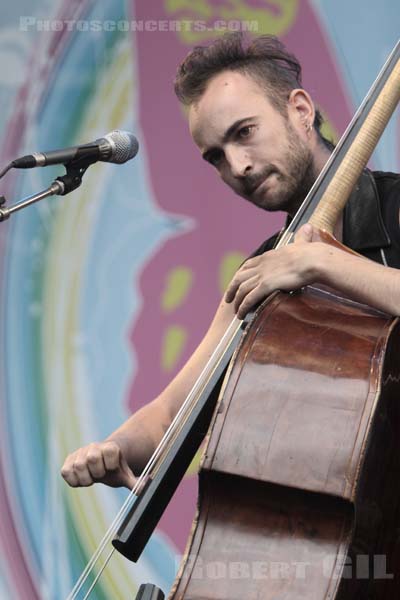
[0, 181, 64, 222]
[0, 159, 91, 223]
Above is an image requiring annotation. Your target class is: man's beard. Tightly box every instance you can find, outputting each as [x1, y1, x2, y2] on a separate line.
[241, 121, 317, 216]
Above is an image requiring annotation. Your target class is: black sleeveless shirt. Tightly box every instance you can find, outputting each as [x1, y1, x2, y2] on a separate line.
[252, 170, 400, 269]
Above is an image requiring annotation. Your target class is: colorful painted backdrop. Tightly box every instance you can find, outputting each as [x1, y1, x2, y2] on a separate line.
[0, 0, 398, 598]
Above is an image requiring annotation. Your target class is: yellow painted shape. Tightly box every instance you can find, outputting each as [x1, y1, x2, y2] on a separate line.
[186, 446, 203, 476]
[166, 0, 212, 18]
[162, 266, 193, 312]
[162, 325, 187, 371]
[219, 251, 246, 294]
[319, 110, 339, 146]
[165, 0, 298, 44]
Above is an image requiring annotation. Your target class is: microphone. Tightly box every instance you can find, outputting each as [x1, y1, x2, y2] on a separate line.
[11, 130, 139, 169]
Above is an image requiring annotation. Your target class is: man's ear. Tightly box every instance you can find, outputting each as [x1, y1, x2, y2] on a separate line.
[288, 88, 315, 130]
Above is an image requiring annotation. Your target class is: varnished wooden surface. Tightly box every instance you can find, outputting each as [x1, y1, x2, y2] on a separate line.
[171, 474, 352, 599]
[169, 289, 400, 599]
[204, 287, 390, 500]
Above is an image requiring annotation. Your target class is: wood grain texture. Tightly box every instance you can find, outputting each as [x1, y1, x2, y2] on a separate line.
[169, 289, 400, 599]
[309, 57, 400, 233]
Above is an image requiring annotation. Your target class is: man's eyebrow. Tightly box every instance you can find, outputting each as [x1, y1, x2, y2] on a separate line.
[201, 116, 256, 161]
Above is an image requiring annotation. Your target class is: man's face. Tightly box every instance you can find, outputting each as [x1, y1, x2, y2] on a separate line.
[189, 71, 316, 216]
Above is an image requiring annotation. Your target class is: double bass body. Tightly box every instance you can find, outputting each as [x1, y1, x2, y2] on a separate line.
[170, 286, 400, 599]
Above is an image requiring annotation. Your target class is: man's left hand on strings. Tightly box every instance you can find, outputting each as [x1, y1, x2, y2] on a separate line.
[224, 223, 325, 318]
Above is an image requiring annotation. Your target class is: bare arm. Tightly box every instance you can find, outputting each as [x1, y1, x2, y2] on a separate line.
[225, 224, 400, 318]
[61, 297, 236, 489]
[105, 296, 235, 471]
[62, 224, 400, 489]
[312, 243, 400, 315]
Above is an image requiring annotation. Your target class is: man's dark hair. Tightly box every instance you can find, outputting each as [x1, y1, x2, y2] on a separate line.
[174, 32, 332, 149]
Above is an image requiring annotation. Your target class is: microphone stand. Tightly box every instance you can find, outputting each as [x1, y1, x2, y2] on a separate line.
[0, 159, 92, 223]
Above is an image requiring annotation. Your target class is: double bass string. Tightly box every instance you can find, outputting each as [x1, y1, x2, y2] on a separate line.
[282, 38, 400, 241]
[66, 315, 244, 599]
[66, 154, 342, 598]
[81, 548, 114, 600]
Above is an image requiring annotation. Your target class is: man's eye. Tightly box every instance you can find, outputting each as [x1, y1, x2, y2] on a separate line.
[237, 125, 254, 138]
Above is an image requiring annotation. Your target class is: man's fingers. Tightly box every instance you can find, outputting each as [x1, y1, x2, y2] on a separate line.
[237, 286, 266, 319]
[61, 450, 94, 487]
[120, 464, 137, 490]
[115, 447, 138, 490]
[294, 223, 313, 243]
[72, 456, 95, 487]
[232, 276, 260, 314]
[225, 268, 257, 303]
[86, 445, 107, 480]
[103, 441, 137, 489]
[61, 441, 137, 489]
[225, 277, 242, 303]
[61, 457, 79, 487]
[102, 441, 122, 471]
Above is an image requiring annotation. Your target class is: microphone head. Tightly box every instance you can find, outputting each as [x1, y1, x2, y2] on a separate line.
[103, 130, 139, 164]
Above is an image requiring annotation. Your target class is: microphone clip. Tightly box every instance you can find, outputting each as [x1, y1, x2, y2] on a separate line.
[55, 157, 93, 196]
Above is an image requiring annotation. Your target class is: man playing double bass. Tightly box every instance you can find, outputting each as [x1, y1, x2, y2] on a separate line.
[61, 34, 400, 502]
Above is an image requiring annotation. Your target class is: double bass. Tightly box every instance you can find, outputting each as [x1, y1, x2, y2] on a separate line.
[68, 40, 400, 600]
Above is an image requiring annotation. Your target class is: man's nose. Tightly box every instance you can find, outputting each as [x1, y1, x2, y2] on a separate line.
[225, 145, 252, 178]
